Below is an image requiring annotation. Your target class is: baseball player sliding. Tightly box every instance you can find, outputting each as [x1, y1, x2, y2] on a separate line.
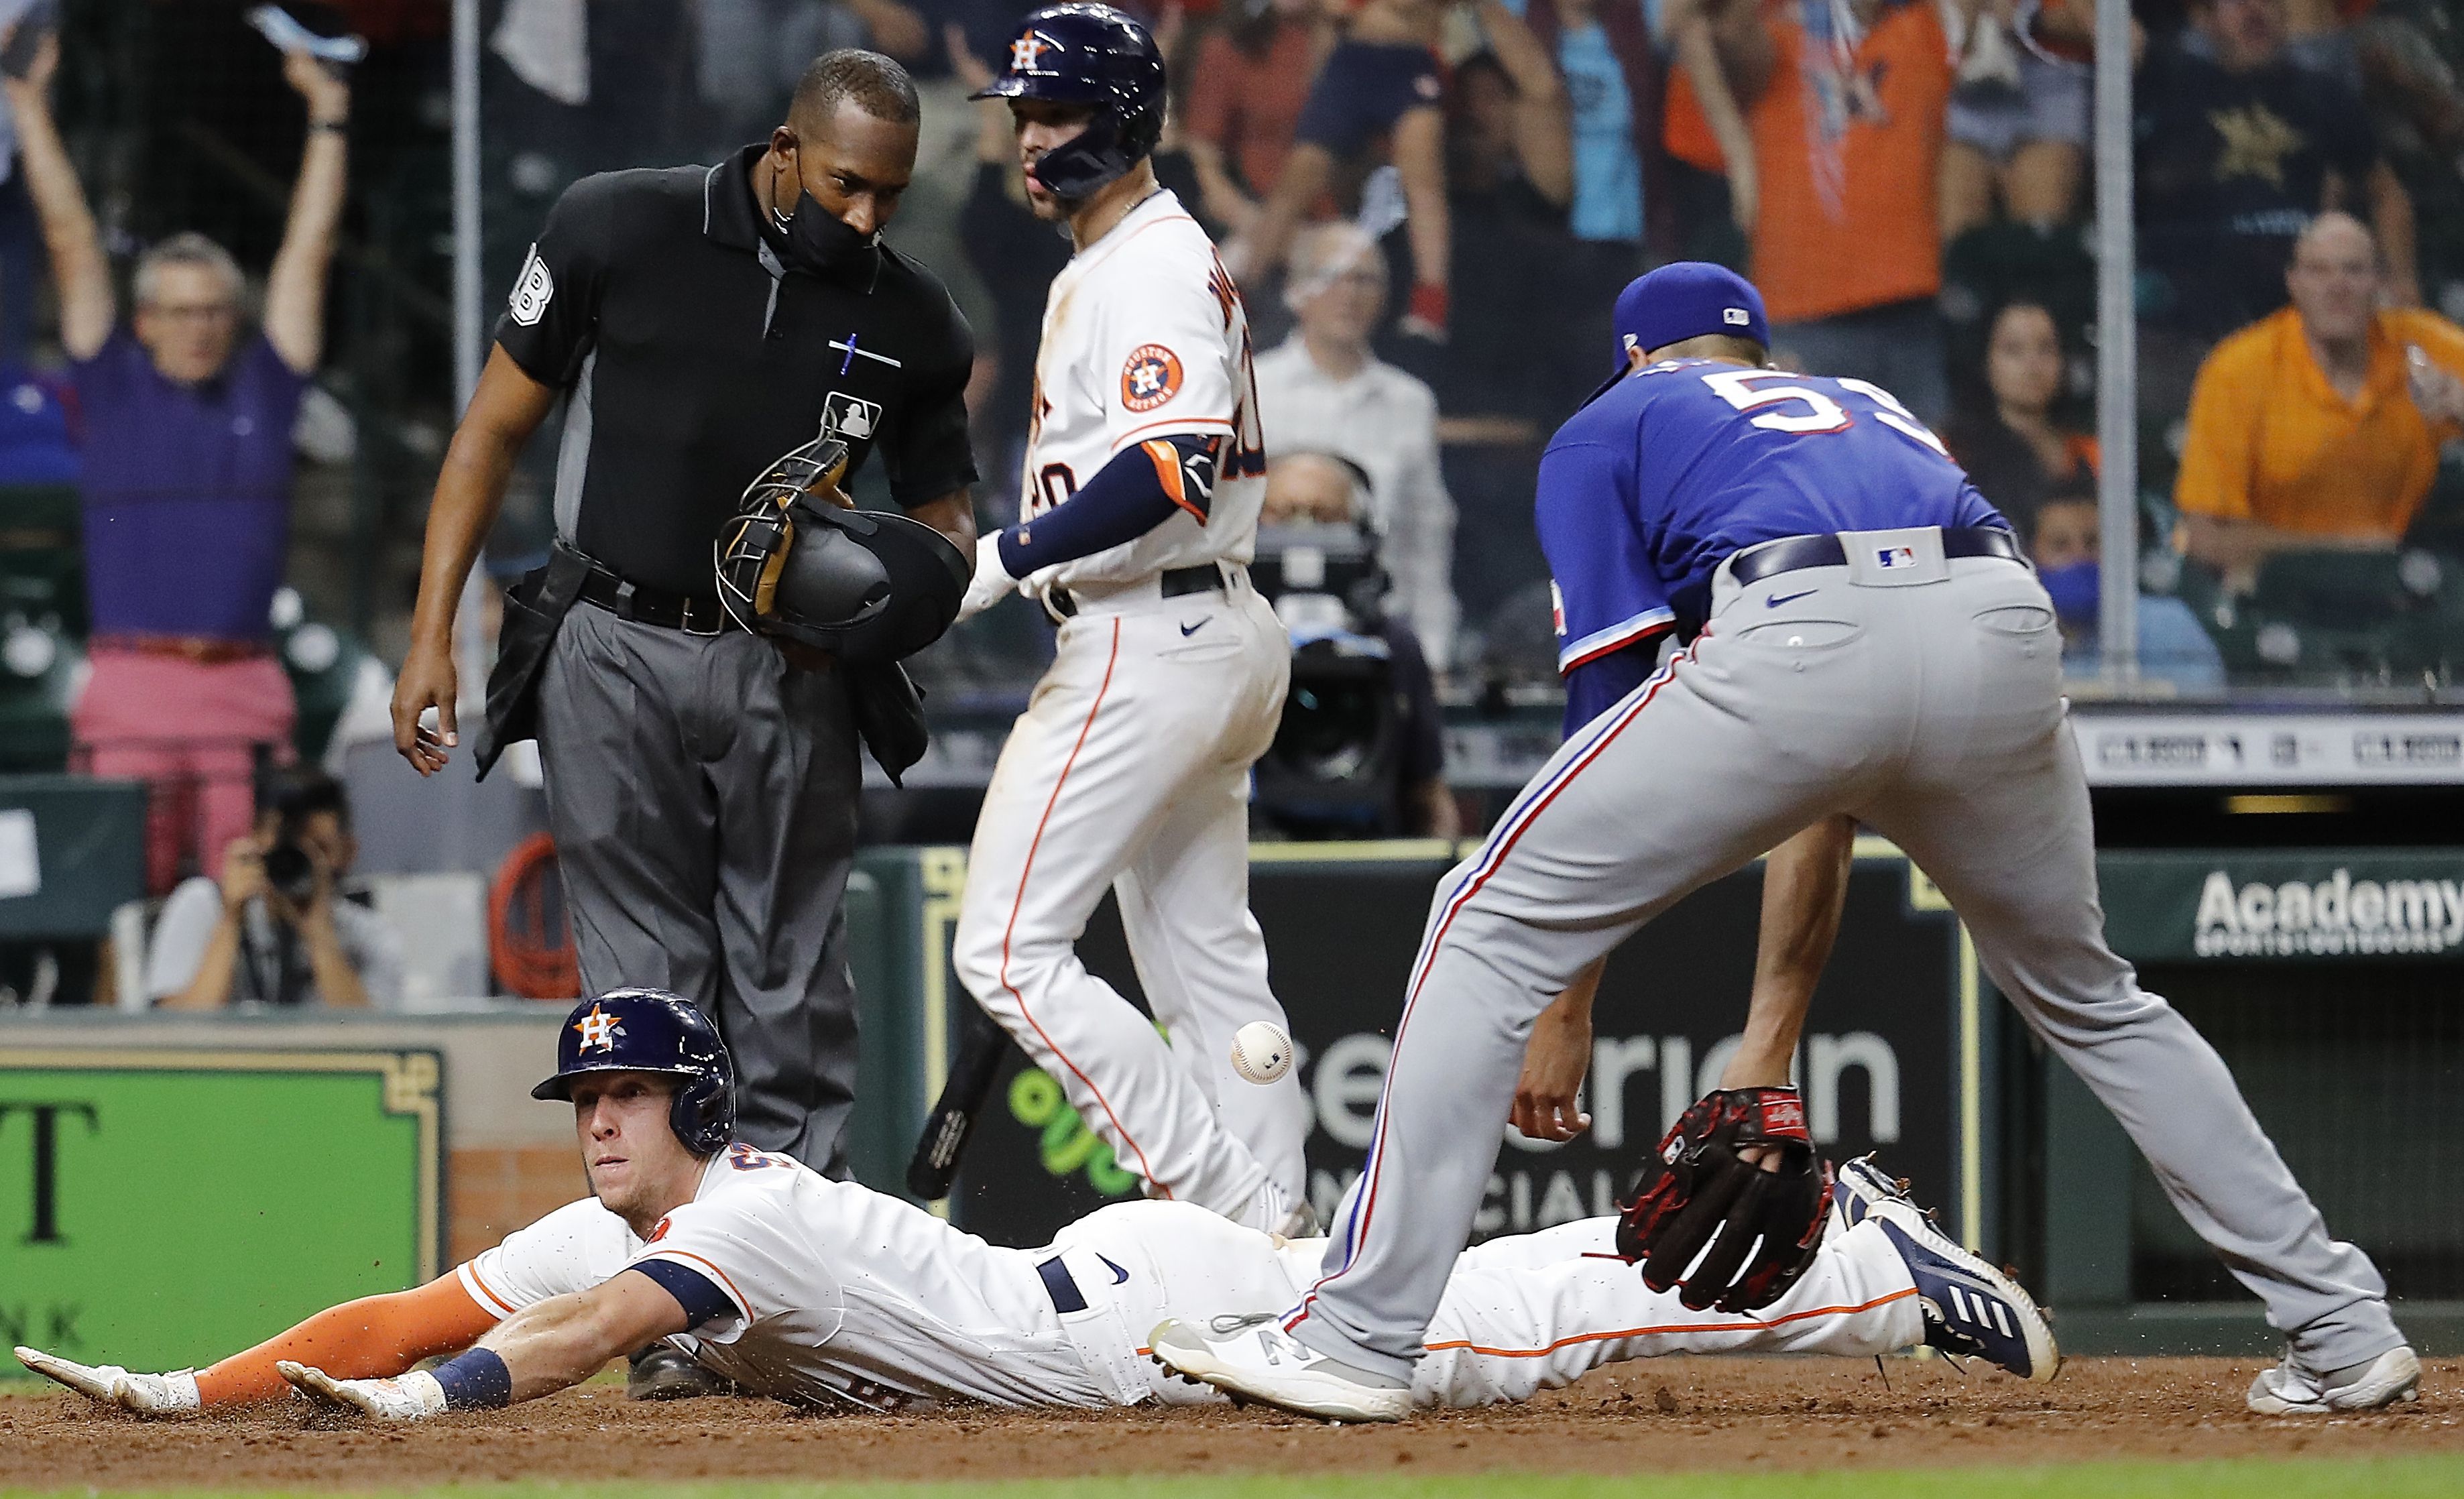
[1152, 264, 2420, 1423]
[18, 990, 2052, 1421]
[945, 7, 1311, 1234]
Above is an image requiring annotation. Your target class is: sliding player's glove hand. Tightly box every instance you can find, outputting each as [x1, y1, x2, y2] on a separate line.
[15, 1346, 200, 1415]
[278, 1360, 447, 1422]
[1615, 1087, 1832, 1313]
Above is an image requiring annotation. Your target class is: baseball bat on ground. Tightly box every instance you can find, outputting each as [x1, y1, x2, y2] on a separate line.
[905, 1004, 1015, 1201]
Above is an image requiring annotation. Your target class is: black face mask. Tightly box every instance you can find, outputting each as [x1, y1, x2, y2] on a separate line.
[776, 188, 878, 278]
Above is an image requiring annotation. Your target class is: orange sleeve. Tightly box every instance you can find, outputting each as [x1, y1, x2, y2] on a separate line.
[2173, 337, 2263, 522]
[192, 1272, 502, 1406]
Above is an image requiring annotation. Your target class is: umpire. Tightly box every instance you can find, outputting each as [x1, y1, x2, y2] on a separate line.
[392, 54, 976, 1181]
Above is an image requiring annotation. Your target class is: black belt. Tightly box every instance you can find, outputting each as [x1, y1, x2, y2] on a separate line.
[575, 560, 738, 635]
[1727, 527, 2026, 588]
[1046, 563, 1226, 621]
[1037, 1256, 1086, 1314]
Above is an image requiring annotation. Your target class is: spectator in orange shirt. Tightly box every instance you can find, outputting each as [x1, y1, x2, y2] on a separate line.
[1183, 0, 1335, 237]
[1683, 0, 1958, 424]
[2174, 211, 2464, 589]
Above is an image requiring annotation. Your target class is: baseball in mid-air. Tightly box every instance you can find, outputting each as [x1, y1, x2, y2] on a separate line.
[1230, 1022, 1294, 1085]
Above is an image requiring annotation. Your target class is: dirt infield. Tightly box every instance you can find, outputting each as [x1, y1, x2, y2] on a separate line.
[3, 1356, 2458, 1490]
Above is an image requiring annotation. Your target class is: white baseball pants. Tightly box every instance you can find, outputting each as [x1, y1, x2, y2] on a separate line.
[955, 573, 1310, 1219]
[1047, 1199, 1923, 1408]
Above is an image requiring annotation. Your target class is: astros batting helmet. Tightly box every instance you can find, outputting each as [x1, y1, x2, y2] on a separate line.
[970, 3, 1165, 202]
[533, 988, 736, 1157]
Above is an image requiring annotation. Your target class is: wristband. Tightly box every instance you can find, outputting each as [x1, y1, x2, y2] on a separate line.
[1408, 282, 1449, 331]
[428, 1347, 511, 1409]
[310, 118, 350, 133]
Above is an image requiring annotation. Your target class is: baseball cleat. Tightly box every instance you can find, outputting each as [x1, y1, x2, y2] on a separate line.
[2246, 1345, 2420, 1415]
[1149, 1315, 1412, 1423]
[1869, 1200, 2060, 1382]
[15, 1346, 200, 1416]
[1830, 1154, 1908, 1231]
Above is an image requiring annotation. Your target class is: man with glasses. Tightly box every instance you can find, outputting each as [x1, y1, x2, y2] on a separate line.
[5, 30, 349, 893]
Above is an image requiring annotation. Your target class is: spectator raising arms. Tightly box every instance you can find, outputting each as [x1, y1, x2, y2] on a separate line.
[1947, 299, 2097, 537]
[2174, 211, 2464, 590]
[1183, 0, 1336, 238]
[2138, 0, 2417, 339]
[1234, 0, 1453, 340]
[1255, 223, 1459, 668]
[1686, 0, 1958, 424]
[3, 30, 347, 894]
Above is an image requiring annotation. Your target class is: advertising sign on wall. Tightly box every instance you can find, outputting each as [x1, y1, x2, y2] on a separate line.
[0, 1049, 441, 1376]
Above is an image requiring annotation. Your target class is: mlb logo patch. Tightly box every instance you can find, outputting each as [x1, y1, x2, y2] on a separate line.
[1876, 546, 1917, 568]
[1723, 307, 1749, 326]
[821, 392, 882, 441]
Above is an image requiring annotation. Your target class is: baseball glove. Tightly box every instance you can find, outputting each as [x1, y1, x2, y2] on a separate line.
[1615, 1087, 1833, 1313]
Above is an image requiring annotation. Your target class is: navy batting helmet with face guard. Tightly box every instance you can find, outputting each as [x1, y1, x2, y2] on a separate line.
[533, 988, 736, 1157]
[970, 3, 1165, 202]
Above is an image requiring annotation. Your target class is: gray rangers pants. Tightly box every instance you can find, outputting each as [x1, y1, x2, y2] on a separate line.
[1289, 530, 2403, 1378]
[538, 603, 863, 1175]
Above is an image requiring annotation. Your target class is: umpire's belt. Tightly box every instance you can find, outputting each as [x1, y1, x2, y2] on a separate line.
[1726, 526, 2024, 588]
[576, 560, 738, 636]
[1045, 562, 1230, 623]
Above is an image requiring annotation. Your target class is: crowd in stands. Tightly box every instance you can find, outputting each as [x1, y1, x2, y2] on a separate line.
[0, 0, 2462, 975]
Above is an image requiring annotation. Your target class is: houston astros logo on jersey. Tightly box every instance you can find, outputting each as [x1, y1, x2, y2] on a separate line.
[573, 1004, 624, 1053]
[1121, 345, 1183, 412]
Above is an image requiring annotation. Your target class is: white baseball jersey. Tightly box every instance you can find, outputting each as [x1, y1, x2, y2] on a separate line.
[1014, 187, 1267, 596]
[451, 1149, 1924, 1412]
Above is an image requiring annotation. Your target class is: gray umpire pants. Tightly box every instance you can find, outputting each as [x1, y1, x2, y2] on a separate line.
[1289, 532, 2404, 1378]
[538, 603, 863, 1175]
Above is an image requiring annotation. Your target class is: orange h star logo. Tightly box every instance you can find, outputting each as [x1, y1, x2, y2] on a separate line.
[573, 1004, 623, 1053]
[1010, 32, 1048, 72]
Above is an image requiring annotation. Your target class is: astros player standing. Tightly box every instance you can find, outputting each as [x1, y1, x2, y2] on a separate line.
[949, 6, 1309, 1234]
[1153, 262, 2418, 1421]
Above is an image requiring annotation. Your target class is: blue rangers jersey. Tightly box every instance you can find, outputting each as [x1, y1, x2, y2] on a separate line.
[1537, 359, 2009, 731]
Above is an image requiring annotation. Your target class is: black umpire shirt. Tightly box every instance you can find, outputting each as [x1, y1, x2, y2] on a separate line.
[497, 143, 978, 598]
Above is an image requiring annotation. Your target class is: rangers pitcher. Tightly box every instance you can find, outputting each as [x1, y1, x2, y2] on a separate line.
[948, 6, 1309, 1234]
[19, 990, 2054, 1420]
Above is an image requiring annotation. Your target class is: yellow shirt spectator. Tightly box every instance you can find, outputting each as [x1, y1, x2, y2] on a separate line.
[2174, 304, 2464, 542]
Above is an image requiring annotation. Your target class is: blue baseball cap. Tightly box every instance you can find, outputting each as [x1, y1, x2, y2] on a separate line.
[1611, 263, 1770, 367]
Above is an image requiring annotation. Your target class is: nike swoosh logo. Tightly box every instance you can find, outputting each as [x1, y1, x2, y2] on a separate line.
[1765, 589, 1818, 608]
[1098, 1254, 1130, 1284]
[1179, 619, 1208, 637]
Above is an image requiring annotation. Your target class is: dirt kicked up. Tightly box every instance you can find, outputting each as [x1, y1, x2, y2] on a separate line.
[3, 1356, 2459, 1491]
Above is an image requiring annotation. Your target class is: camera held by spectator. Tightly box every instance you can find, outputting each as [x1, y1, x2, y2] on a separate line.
[1251, 452, 1460, 841]
[146, 766, 403, 1010]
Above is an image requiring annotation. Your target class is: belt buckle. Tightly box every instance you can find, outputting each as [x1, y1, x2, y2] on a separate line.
[682, 597, 724, 637]
[1042, 588, 1077, 625]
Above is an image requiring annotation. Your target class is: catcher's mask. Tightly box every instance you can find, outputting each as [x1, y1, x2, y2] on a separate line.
[716, 435, 971, 664]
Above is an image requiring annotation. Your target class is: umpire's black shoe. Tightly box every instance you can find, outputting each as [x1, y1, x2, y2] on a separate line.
[627, 1345, 734, 1400]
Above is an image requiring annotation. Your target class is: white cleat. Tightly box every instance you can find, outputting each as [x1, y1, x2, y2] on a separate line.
[15, 1346, 199, 1416]
[2247, 1345, 2420, 1415]
[276, 1360, 448, 1422]
[1149, 1314, 1411, 1423]
[1867, 1201, 2060, 1382]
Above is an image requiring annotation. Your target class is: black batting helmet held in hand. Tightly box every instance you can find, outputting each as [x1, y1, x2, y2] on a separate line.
[970, 3, 1165, 202]
[534, 988, 736, 1156]
[716, 435, 971, 664]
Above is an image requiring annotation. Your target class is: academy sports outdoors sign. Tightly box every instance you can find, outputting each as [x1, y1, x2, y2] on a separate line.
[2096, 851, 2464, 961]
